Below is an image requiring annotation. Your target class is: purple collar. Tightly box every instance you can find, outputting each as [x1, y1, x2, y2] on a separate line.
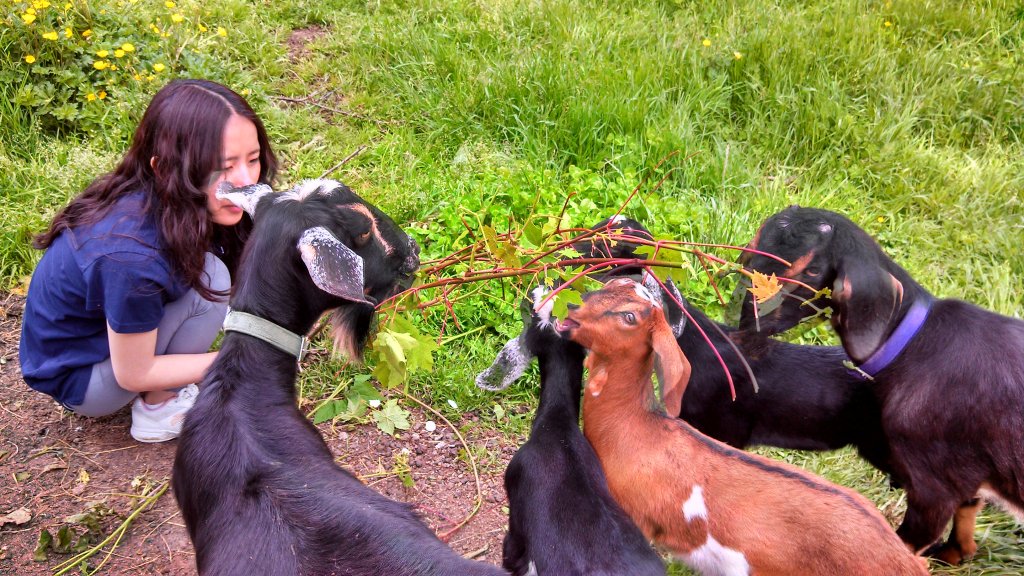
[853, 297, 932, 378]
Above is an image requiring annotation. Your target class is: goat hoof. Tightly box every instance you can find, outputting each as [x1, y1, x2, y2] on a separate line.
[924, 541, 973, 565]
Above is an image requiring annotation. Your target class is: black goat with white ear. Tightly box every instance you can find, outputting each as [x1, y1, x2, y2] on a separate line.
[477, 287, 666, 576]
[172, 180, 505, 576]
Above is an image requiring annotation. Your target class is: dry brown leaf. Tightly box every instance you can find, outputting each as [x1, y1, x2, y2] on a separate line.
[748, 271, 783, 303]
[0, 507, 32, 526]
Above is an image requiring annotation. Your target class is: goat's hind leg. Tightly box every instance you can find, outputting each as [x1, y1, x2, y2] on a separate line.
[897, 486, 962, 556]
[924, 498, 983, 565]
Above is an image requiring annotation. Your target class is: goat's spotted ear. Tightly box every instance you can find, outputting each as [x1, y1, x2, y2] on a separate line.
[652, 308, 690, 416]
[832, 258, 904, 362]
[298, 226, 371, 304]
[215, 183, 273, 218]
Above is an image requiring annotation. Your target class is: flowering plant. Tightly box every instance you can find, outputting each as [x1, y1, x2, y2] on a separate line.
[2, 0, 232, 136]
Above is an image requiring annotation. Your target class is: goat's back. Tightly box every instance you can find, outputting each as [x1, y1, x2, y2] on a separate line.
[586, 405, 926, 576]
[174, 371, 505, 576]
[878, 299, 1024, 508]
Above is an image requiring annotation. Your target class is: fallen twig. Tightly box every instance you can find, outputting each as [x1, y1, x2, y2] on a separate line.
[396, 389, 483, 541]
[52, 480, 169, 576]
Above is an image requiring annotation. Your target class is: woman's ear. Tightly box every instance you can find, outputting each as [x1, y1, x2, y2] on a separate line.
[832, 257, 904, 362]
[150, 156, 158, 174]
[652, 308, 690, 416]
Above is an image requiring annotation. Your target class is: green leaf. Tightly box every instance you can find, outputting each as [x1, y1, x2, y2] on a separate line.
[522, 221, 544, 248]
[34, 529, 52, 562]
[312, 400, 343, 424]
[551, 288, 583, 320]
[55, 525, 74, 553]
[373, 399, 411, 436]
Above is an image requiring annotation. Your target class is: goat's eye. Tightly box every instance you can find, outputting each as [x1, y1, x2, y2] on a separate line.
[805, 266, 821, 278]
[355, 230, 372, 247]
[622, 312, 636, 325]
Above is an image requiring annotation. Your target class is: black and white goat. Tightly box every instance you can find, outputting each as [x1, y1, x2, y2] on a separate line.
[735, 205, 1024, 563]
[574, 217, 891, 472]
[477, 287, 666, 576]
[172, 180, 506, 576]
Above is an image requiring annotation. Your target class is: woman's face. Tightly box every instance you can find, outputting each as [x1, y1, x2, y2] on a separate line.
[206, 114, 261, 227]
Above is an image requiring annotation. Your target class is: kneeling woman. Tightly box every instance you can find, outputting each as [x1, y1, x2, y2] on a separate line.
[20, 79, 278, 442]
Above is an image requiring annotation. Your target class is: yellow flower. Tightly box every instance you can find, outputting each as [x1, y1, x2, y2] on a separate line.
[86, 93, 97, 101]
[97, 49, 109, 58]
[884, 21, 892, 27]
[64, 27, 73, 38]
[98, 91, 107, 99]
[171, 13, 184, 23]
[702, 38, 711, 47]
[165, 0, 175, 7]
[109, 64, 117, 71]
[33, 0, 51, 8]
[147, 74, 156, 81]
[153, 62, 166, 72]
[25, 55, 37, 64]
[121, 42, 135, 52]
[43, 31, 59, 40]
[115, 49, 125, 58]
[133, 73, 141, 80]
[733, 51, 743, 60]
[82, 29, 93, 38]
[877, 216, 885, 223]
[64, 2, 71, 8]
[198, 24, 207, 32]
[21, 13, 37, 24]
[93, 60, 109, 70]
[217, 26, 227, 37]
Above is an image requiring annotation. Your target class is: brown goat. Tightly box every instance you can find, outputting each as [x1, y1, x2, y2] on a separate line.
[558, 278, 929, 576]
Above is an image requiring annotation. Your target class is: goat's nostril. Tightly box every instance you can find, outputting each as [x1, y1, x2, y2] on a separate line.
[566, 303, 580, 311]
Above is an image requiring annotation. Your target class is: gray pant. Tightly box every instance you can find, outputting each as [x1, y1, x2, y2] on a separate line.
[67, 253, 229, 417]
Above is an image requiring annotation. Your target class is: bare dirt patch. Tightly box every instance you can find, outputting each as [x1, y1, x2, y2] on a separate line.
[286, 25, 329, 63]
[0, 294, 516, 575]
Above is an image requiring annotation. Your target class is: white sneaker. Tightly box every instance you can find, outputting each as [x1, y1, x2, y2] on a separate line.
[130, 384, 199, 443]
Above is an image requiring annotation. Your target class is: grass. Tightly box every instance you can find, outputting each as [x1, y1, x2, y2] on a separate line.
[2, 0, 1023, 573]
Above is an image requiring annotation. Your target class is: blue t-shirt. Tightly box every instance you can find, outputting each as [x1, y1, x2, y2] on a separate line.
[19, 192, 188, 406]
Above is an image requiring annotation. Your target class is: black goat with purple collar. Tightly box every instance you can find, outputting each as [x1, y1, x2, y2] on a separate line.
[477, 286, 666, 576]
[735, 205, 1024, 564]
[172, 180, 506, 576]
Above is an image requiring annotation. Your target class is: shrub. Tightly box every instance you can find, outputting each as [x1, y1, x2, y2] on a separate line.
[1, 0, 235, 139]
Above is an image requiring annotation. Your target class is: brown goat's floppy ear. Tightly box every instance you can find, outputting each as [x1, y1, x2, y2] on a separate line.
[832, 258, 904, 362]
[652, 309, 690, 416]
[215, 183, 273, 217]
[298, 227, 372, 304]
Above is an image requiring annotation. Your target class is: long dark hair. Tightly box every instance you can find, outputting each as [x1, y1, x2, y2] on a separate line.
[35, 79, 278, 300]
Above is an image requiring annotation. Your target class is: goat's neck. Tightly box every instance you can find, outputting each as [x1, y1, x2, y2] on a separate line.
[677, 303, 731, 360]
[882, 257, 932, 318]
[231, 276, 324, 337]
[532, 351, 585, 428]
[582, 352, 665, 446]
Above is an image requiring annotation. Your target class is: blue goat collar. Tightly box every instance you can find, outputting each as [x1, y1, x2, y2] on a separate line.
[852, 297, 932, 378]
[223, 310, 308, 361]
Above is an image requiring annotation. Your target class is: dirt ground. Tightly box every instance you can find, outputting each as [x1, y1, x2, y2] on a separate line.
[0, 293, 517, 575]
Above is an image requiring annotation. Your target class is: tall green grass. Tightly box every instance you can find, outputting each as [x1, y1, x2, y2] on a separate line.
[2, 0, 1022, 572]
